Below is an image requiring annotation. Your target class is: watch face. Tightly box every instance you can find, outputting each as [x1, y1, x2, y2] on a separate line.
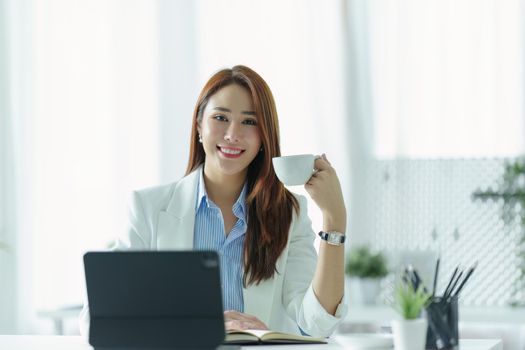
[328, 232, 343, 245]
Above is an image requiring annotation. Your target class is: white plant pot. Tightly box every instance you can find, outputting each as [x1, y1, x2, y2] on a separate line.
[391, 318, 428, 350]
[347, 277, 382, 305]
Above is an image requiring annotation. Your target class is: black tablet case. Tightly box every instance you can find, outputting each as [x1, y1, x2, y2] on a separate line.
[84, 251, 225, 349]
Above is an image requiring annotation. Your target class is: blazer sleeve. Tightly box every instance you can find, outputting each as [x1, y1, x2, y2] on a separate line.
[79, 190, 151, 337]
[281, 195, 348, 337]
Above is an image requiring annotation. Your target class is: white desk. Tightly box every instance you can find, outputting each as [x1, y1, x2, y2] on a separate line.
[344, 305, 525, 324]
[0, 335, 502, 350]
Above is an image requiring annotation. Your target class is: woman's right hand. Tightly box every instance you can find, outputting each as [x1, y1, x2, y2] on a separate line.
[224, 310, 269, 331]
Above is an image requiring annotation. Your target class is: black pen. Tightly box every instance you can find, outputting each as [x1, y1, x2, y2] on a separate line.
[413, 269, 428, 293]
[442, 266, 459, 298]
[445, 270, 463, 301]
[451, 262, 478, 299]
[432, 257, 440, 297]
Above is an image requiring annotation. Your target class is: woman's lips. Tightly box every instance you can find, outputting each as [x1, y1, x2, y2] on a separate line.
[217, 146, 245, 159]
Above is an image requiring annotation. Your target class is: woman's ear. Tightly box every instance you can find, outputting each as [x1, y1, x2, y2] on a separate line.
[196, 120, 202, 135]
[196, 120, 204, 143]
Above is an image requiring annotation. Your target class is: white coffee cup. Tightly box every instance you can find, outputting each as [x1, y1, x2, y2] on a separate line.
[272, 154, 316, 186]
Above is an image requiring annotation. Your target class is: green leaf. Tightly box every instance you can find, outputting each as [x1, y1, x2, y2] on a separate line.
[471, 156, 525, 304]
[393, 283, 430, 320]
[345, 246, 388, 278]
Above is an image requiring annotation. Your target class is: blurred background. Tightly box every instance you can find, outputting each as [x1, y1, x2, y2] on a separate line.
[1, 0, 524, 341]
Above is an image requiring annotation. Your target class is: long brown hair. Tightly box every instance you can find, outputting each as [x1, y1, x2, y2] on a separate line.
[185, 65, 299, 286]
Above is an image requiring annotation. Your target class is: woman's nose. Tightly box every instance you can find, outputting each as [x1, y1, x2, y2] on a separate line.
[224, 122, 241, 142]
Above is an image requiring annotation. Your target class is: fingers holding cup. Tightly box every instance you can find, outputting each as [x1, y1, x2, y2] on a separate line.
[305, 154, 345, 216]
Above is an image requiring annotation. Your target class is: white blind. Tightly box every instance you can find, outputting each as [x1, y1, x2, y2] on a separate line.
[31, 0, 160, 314]
[363, 0, 525, 158]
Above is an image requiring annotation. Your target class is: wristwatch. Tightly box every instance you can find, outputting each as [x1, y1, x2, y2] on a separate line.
[318, 231, 346, 246]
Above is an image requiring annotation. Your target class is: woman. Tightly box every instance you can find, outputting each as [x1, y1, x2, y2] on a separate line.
[80, 65, 347, 337]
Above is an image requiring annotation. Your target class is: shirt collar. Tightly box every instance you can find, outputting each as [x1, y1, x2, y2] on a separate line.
[196, 167, 248, 220]
[196, 167, 209, 210]
[233, 182, 247, 220]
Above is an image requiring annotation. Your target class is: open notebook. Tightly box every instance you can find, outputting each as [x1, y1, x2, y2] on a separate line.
[225, 329, 326, 345]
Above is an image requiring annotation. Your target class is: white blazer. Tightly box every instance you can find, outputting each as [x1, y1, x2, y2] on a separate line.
[80, 165, 347, 337]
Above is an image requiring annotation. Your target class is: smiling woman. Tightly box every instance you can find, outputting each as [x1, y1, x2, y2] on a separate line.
[80, 65, 348, 338]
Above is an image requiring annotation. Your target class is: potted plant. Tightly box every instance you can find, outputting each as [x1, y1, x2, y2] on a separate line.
[472, 157, 525, 306]
[345, 246, 388, 304]
[391, 283, 430, 350]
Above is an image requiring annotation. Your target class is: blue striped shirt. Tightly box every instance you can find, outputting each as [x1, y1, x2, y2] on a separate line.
[193, 168, 247, 312]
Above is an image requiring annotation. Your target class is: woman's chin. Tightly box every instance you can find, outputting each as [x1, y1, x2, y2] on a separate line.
[205, 160, 248, 178]
[218, 165, 249, 177]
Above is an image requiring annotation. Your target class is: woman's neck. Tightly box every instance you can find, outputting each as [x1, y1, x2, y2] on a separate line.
[203, 166, 247, 207]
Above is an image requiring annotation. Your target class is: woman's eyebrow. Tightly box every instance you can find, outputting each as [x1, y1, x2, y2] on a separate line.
[213, 106, 256, 116]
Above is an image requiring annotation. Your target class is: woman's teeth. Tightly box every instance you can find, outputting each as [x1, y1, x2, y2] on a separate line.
[220, 148, 242, 155]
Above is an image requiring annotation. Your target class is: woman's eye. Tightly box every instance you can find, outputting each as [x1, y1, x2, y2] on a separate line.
[243, 119, 257, 126]
[213, 114, 227, 121]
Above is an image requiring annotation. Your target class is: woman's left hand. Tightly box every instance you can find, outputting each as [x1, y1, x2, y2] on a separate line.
[305, 154, 346, 226]
[224, 310, 269, 331]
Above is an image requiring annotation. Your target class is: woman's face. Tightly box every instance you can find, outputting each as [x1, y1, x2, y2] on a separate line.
[198, 84, 262, 180]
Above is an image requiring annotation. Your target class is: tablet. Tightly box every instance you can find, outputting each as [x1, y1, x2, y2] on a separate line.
[84, 251, 226, 349]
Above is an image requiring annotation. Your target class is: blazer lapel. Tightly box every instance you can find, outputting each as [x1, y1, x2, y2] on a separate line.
[243, 280, 275, 325]
[243, 254, 286, 325]
[156, 167, 201, 250]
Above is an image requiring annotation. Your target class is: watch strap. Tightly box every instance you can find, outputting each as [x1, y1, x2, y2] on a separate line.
[318, 230, 346, 245]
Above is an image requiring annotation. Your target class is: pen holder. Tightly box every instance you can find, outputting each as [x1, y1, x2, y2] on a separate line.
[424, 296, 458, 350]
